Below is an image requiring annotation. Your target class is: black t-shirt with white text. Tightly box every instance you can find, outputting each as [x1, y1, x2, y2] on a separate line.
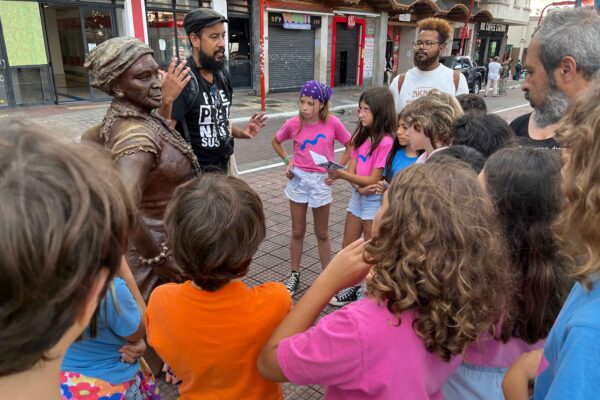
[172, 57, 233, 169]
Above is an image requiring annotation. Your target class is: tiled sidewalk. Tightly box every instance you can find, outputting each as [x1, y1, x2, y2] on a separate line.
[156, 164, 354, 400]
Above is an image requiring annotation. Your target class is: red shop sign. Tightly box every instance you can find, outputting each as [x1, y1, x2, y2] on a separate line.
[347, 15, 355, 28]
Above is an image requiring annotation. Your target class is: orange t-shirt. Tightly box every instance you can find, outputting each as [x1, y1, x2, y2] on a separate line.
[145, 280, 291, 400]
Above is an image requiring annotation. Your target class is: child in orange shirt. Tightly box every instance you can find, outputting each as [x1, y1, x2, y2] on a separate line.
[145, 174, 292, 400]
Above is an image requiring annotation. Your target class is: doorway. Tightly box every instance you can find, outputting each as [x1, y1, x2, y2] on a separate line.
[334, 22, 359, 87]
[43, 4, 116, 102]
[228, 16, 251, 89]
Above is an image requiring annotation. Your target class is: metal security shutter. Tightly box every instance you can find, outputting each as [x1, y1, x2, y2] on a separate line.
[334, 23, 359, 86]
[268, 26, 315, 91]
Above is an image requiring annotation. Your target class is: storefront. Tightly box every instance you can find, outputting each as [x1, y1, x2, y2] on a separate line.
[267, 11, 320, 91]
[0, 0, 219, 107]
[474, 22, 507, 65]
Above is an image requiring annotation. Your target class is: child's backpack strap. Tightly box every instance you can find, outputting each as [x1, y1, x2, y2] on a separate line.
[396, 73, 406, 93]
[397, 71, 460, 93]
[453, 70, 460, 92]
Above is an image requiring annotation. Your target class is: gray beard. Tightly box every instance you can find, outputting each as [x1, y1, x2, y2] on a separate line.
[528, 77, 569, 128]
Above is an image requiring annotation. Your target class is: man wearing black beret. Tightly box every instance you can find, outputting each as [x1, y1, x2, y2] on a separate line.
[162, 8, 267, 173]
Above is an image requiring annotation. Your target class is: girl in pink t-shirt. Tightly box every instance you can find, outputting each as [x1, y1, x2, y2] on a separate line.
[444, 147, 570, 400]
[402, 90, 463, 163]
[257, 162, 512, 400]
[272, 80, 352, 296]
[326, 87, 395, 306]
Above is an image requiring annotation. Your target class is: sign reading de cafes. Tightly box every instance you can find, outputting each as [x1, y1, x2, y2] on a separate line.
[479, 22, 508, 32]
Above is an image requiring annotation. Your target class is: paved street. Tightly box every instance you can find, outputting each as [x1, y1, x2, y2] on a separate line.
[0, 84, 531, 400]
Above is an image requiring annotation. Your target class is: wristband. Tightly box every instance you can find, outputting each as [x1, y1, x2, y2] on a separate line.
[283, 155, 292, 165]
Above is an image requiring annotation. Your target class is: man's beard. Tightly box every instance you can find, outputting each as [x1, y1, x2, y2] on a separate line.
[413, 48, 439, 69]
[199, 48, 225, 71]
[527, 75, 569, 128]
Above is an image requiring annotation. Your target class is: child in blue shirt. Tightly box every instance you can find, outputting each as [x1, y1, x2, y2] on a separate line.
[61, 261, 158, 399]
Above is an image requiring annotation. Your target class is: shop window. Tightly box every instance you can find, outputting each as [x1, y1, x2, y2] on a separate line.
[147, 11, 178, 66]
[147, 10, 193, 68]
[146, 1, 212, 10]
[176, 12, 191, 59]
[10, 66, 53, 106]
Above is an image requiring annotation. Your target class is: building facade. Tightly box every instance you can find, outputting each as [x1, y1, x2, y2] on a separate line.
[0, 0, 532, 108]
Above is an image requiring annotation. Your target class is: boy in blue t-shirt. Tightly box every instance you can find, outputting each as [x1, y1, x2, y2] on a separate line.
[61, 263, 157, 399]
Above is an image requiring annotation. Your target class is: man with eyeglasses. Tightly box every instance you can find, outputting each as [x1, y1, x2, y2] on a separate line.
[389, 18, 468, 114]
[162, 8, 267, 174]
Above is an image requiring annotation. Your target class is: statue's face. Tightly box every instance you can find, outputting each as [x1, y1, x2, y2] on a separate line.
[113, 54, 162, 112]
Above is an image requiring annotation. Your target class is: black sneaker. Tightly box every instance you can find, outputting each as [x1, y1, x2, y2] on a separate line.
[284, 271, 300, 295]
[329, 285, 360, 307]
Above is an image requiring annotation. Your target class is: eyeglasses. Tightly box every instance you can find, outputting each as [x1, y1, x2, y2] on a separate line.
[413, 40, 441, 49]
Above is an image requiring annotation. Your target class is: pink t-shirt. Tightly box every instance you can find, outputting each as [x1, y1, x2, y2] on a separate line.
[351, 135, 394, 176]
[416, 146, 449, 164]
[277, 298, 462, 400]
[275, 115, 351, 173]
[463, 332, 545, 369]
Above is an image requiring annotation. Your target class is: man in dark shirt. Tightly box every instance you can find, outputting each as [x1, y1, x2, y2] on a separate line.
[510, 9, 600, 149]
[510, 112, 560, 149]
[161, 8, 267, 173]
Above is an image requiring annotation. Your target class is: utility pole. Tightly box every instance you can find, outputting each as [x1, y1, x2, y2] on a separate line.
[259, 0, 266, 111]
[459, 0, 475, 56]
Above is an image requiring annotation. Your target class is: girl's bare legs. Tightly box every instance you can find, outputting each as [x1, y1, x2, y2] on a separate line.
[342, 212, 363, 248]
[362, 220, 373, 241]
[330, 212, 364, 305]
[290, 201, 308, 272]
[312, 204, 331, 270]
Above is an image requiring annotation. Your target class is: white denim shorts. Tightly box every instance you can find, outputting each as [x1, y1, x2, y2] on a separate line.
[347, 188, 382, 221]
[285, 167, 332, 208]
[443, 362, 508, 400]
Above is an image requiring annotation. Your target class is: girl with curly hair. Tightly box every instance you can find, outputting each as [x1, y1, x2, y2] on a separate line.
[258, 162, 512, 400]
[503, 80, 600, 399]
[444, 147, 570, 400]
[403, 90, 463, 163]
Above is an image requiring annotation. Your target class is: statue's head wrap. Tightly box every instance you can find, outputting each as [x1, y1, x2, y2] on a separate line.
[84, 37, 154, 95]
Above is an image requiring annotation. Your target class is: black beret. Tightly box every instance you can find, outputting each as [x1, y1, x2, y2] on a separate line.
[184, 9, 229, 35]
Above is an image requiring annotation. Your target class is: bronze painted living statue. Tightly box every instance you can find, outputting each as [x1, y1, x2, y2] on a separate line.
[83, 37, 201, 301]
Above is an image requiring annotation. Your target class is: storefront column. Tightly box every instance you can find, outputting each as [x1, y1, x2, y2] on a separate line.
[124, 0, 148, 42]
[316, 15, 329, 83]
[373, 11, 387, 86]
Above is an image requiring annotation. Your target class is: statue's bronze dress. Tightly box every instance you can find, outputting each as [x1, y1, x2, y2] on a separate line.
[86, 102, 200, 300]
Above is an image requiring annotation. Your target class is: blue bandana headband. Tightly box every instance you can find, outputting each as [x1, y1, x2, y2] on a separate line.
[300, 80, 332, 105]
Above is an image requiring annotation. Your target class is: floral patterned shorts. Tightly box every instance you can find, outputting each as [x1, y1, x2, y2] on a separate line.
[61, 358, 160, 400]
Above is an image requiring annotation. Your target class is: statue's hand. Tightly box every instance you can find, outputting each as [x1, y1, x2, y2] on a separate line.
[161, 57, 191, 105]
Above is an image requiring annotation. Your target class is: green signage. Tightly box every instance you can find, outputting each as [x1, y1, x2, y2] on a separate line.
[0, 1, 47, 66]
